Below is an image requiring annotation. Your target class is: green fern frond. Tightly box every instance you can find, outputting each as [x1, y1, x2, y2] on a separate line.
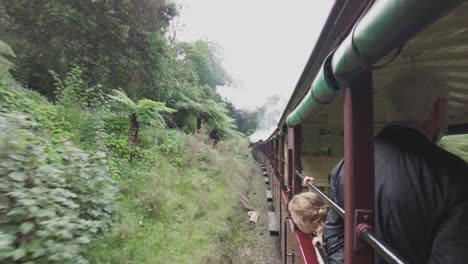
[138, 99, 176, 114]
[0, 40, 16, 58]
[108, 89, 136, 109]
[0, 40, 16, 80]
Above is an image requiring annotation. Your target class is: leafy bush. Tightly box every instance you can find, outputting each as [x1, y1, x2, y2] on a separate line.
[50, 67, 110, 110]
[0, 113, 116, 263]
[0, 83, 77, 144]
[106, 136, 137, 161]
[103, 115, 130, 135]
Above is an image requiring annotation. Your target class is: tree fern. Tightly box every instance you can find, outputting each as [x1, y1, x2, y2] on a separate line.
[109, 89, 176, 148]
[0, 39, 16, 81]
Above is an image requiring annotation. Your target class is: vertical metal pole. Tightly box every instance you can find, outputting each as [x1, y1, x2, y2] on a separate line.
[292, 125, 302, 195]
[268, 142, 270, 161]
[280, 135, 285, 184]
[274, 139, 278, 177]
[270, 141, 273, 161]
[277, 137, 280, 178]
[344, 70, 374, 264]
[287, 128, 294, 200]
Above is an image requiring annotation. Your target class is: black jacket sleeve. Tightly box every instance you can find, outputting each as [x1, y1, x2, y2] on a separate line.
[323, 159, 345, 264]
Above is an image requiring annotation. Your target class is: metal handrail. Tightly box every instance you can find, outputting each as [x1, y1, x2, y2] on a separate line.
[315, 243, 329, 264]
[294, 170, 406, 264]
[295, 171, 344, 218]
[360, 228, 405, 264]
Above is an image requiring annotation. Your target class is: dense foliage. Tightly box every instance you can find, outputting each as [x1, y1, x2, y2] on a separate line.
[0, 113, 115, 263]
[108, 89, 176, 149]
[226, 101, 259, 136]
[0, 43, 259, 264]
[0, 0, 261, 260]
[0, 0, 176, 99]
[0, 0, 259, 139]
[0, 78, 117, 263]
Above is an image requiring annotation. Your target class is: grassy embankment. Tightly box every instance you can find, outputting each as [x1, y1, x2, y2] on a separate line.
[88, 131, 259, 263]
[1, 83, 266, 263]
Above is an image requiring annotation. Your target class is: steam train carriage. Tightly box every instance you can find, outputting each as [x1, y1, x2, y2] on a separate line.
[252, 1, 468, 263]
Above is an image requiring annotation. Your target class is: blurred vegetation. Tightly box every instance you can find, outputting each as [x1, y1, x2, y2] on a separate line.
[439, 135, 468, 162]
[1, 79, 116, 263]
[0, 1, 261, 261]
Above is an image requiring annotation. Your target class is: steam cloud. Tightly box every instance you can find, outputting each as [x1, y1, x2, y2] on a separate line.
[249, 95, 288, 142]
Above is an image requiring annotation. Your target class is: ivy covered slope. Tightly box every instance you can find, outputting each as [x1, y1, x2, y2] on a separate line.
[0, 42, 258, 263]
[0, 82, 115, 262]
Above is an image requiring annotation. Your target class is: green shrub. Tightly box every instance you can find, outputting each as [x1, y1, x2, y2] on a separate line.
[50, 67, 110, 111]
[103, 115, 130, 135]
[0, 83, 75, 144]
[0, 113, 116, 263]
[106, 135, 138, 161]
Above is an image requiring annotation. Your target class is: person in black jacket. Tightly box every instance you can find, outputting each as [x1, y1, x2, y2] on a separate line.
[323, 68, 468, 264]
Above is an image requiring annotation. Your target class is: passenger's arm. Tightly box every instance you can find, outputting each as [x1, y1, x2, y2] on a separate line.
[323, 160, 345, 264]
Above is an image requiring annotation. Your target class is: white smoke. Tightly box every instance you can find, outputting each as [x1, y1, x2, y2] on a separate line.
[249, 95, 288, 142]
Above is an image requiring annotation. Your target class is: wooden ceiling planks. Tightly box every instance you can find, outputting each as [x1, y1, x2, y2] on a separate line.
[372, 0, 468, 126]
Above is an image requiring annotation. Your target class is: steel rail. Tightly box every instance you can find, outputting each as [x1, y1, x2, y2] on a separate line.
[360, 228, 405, 264]
[315, 244, 329, 264]
[295, 170, 344, 218]
[294, 170, 406, 264]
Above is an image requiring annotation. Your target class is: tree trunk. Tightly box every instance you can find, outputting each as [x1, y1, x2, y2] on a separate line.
[196, 116, 202, 133]
[129, 113, 139, 148]
[209, 130, 220, 145]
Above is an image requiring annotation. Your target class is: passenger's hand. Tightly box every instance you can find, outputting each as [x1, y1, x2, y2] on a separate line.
[303, 176, 315, 185]
[312, 236, 322, 246]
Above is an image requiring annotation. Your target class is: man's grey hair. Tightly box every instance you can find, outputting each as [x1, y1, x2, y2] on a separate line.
[382, 68, 449, 122]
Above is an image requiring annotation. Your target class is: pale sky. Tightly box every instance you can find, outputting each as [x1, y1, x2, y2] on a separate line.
[176, 0, 333, 110]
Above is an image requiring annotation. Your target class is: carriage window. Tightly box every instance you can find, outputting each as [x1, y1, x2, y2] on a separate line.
[439, 135, 468, 162]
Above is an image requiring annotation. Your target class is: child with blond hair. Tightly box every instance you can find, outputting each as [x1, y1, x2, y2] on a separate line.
[288, 177, 329, 246]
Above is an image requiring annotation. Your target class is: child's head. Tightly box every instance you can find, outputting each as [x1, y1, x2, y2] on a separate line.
[288, 191, 328, 234]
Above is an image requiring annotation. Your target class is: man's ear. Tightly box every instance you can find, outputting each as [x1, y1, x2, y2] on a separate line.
[433, 97, 446, 121]
[432, 97, 445, 121]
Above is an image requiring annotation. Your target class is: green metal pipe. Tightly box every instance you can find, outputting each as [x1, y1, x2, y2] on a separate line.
[332, 0, 464, 84]
[286, 0, 465, 127]
[286, 62, 339, 126]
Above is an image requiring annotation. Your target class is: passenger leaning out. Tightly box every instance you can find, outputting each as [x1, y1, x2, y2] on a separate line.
[288, 177, 328, 246]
